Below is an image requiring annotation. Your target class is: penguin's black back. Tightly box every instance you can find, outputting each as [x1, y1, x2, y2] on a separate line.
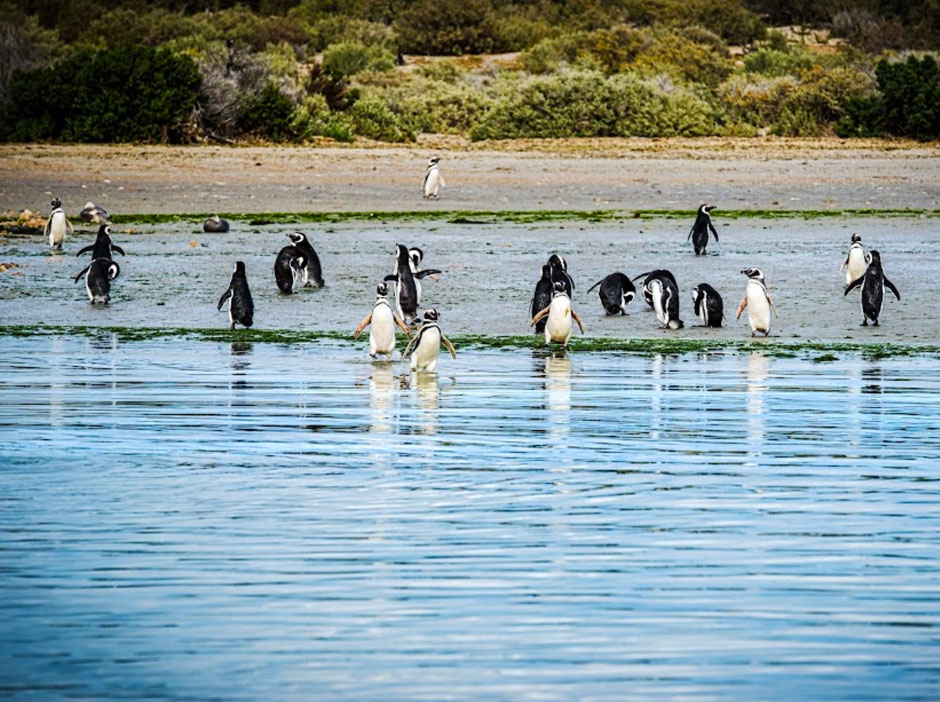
[531, 266, 553, 332]
[395, 251, 419, 318]
[596, 273, 635, 315]
[295, 238, 324, 287]
[87, 257, 119, 303]
[694, 283, 723, 327]
[691, 211, 711, 254]
[861, 263, 885, 321]
[231, 273, 254, 327]
[274, 245, 303, 294]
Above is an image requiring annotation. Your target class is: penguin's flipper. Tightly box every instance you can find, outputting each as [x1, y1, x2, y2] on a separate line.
[415, 269, 441, 279]
[402, 334, 419, 358]
[438, 175, 446, 188]
[66, 218, 74, 235]
[844, 277, 863, 295]
[735, 296, 748, 319]
[571, 309, 585, 334]
[217, 288, 232, 311]
[586, 278, 605, 294]
[632, 271, 652, 282]
[353, 312, 372, 339]
[383, 274, 399, 283]
[566, 272, 576, 292]
[840, 255, 848, 271]
[530, 306, 551, 327]
[111, 244, 126, 257]
[73, 264, 90, 283]
[43, 218, 52, 239]
[76, 243, 95, 257]
[709, 222, 718, 241]
[885, 277, 901, 301]
[441, 335, 457, 359]
[394, 315, 412, 337]
[768, 295, 779, 319]
[687, 226, 694, 242]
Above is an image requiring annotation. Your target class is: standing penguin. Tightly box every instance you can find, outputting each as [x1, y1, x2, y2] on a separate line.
[218, 261, 254, 330]
[650, 275, 683, 329]
[354, 282, 411, 358]
[547, 253, 575, 296]
[530, 264, 555, 334]
[736, 268, 779, 337]
[79, 202, 110, 225]
[73, 258, 120, 304]
[423, 157, 446, 199]
[844, 250, 900, 326]
[530, 281, 585, 346]
[385, 243, 421, 323]
[586, 273, 636, 315]
[408, 246, 442, 308]
[274, 232, 323, 293]
[841, 233, 867, 289]
[690, 283, 723, 327]
[288, 232, 323, 288]
[403, 308, 456, 372]
[76, 224, 125, 259]
[634, 269, 678, 309]
[203, 214, 230, 233]
[687, 204, 718, 255]
[44, 198, 72, 251]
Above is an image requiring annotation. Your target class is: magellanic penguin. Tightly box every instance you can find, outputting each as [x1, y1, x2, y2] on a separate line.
[844, 250, 899, 326]
[841, 233, 867, 289]
[385, 243, 422, 324]
[44, 197, 72, 251]
[274, 232, 323, 293]
[73, 258, 120, 304]
[423, 157, 446, 199]
[547, 253, 575, 296]
[354, 282, 411, 359]
[79, 201, 110, 225]
[76, 224, 125, 259]
[408, 246, 442, 308]
[218, 261, 254, 329]
[688, 204, 718, 255]
[530, 264, 555, 334]
[203, 214, 230, 233]
[530, 281, 585, 346]
[649, 274, 684, 329]
[403, 308, 456, 372]
[634, 269, 678, 309]
[690, 283, 723, 327]
[736, 268, 779, 337]
[586, 272, 635, 315]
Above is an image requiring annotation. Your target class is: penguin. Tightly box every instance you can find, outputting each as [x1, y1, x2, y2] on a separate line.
[274, 232, 323, 293]
[841, 233, 867, 289]
[844, 250, 899, 326]
[687, 204, 718, 255]
[649, 275, 683, 329]
[690, 283, 723, 327]
[218, 261, 254, 330]
[44, 197, 72, 251]
[530, 281, 585, 346]
[288, 231, 324, 288]
[423, 157, 445, 199]
[73, 258, 119, 304]
[203, 214, 230, 233]
[76, 224, 125, 259]
[408, 246, 442, 307]
[586, 272, 635, 315]
[736, 268, 779, 337]
[530, 264, 555, 334]
[384, 243, 421, 323]
[403, 308, 456, 372]
[79, 201, 110, 225]
[633, 269, 678, 309]
[354, 282, 411, 358]
[547, 253, 575, 295]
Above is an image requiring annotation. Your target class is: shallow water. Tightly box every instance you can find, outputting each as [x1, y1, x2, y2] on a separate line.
[1, 335, 939, 701]
[1, 217, 938, 342]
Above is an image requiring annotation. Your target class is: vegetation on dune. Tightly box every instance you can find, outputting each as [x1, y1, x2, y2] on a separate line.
[1, 0, 939, 144]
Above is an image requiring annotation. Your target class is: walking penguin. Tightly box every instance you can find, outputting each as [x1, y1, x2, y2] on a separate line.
[687, 204, 718, 255]
[423, 157, 446, 199]
[736, 268, 779, 337]
[44, 197, 72, 251]
[354, 282, 411, 359]
[218, 261, 255, 329]
[403, 309, 457, 372]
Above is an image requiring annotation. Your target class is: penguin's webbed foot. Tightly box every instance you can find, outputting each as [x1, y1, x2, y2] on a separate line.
[861, 319, 868, 326]
[873, 319, 879, 326]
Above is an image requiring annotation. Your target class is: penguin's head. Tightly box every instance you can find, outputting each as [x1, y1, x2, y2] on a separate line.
[428, 157, 440, 166]
[547, 253, 567, 271]
[868, 250, 881, 265]
[288, 231, 307, 246]
[208, 213, 220, 223]
[51, 197, 62, 209]
[741, 268, 764, 281]
[701, 204, 716, 214]
[409, 247, 424, 267]
[98, 224, 110, 237]
[233, 261, 247, 276]
[540, 263, 552, 280]
[552, 280, 567, 296]
[423, 308, 439, 322]
[83, 201, 95, 210]
[376, 282, 388, 297]
[690, 287, 701, 305]
[851, 233, 862, 243]
[395, 243, 409, 262]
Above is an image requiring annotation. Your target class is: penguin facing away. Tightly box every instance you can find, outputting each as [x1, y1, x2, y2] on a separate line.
[79, 201, 110, 225]
[844, 250, 899, 326]
[354, 282, 411, 358]
[530, 264, 555, 334]
[547, 253, 575, 295]
[218, 261, 254, 329]
[76, 224, 125, 259]
[203, 214, 230, 233]
[385, 243, 421, 323]
[736, 268, 778, 337]
[690, 283, 723, 327]
[586, 272, 635, 315]
[688, 204, 718, 255]
[530, 280, 585, 346]
[44, 197, 72, 250]
[423, 157, 446, 199]
[403, 308, 457, 372]
[73, 258, 120, 304]
[841, 233, 867, 289]
[650, 275, 683, 329]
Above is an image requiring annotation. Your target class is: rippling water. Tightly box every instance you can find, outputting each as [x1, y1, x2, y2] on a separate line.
[1, 335, 939, 701]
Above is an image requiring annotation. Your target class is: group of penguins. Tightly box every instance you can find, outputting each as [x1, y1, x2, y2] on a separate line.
[42, 191, 902, 373]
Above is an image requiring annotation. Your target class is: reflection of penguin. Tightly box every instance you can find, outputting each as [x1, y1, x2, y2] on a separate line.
[44, 197, 72, 250]
[403, 309, 456, 372]
[73, 258, 119, 304]
[841, 233, 867, 289]
[844, 250, 899, 326]
[690, 283, 723, 327]
[76, 224, 125, 259]
[687, 204, 718, 255]
[423, 157, 445, 199]
[369, 364, 396, 434]
[79, 201, 110, 225]
[531, 281, 585, 346]
[354, 282, 411, 358]
[650, 275, 683, 329]
[586, 272, 635, 315]
[736, 268, 778, 337]
[203, 214, 230, 233]
[218, 261, 254, 329]
[633, 269, 677, 308]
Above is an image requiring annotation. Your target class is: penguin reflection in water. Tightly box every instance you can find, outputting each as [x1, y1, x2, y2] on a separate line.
[736, 268, 779, 337]
[218, 261, 255, 329]
[531, 281, 585, 346]
[844, 250, 900, 326]
[403, 309, 457, 372]
[354, 282, 412, 359]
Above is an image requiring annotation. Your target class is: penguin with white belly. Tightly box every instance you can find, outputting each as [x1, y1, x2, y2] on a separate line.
[423, 157, 446, 199]
[736, 268, 779, 337]
[354, 282, 411, 359]
[530, 281, 585, 346]
[844, 250, 899, 326]
[403, 308, 456, 372]
[633, 269, 677, 309]
[841, 233, 867, 290]
[44, 197, 72, 251]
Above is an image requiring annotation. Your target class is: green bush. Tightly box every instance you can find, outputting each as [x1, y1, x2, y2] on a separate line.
[743, 48, 818, 77]
[395, 0, 505, 55]
[349, 93, 414, 141]
[0, 13, 64, 102]
[237, 83, 296, 141]
[322, 41, 395, 78]
[290, 93, 355, 142]
[300, 16, 397, 53]
[0, 46, 200, 143]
